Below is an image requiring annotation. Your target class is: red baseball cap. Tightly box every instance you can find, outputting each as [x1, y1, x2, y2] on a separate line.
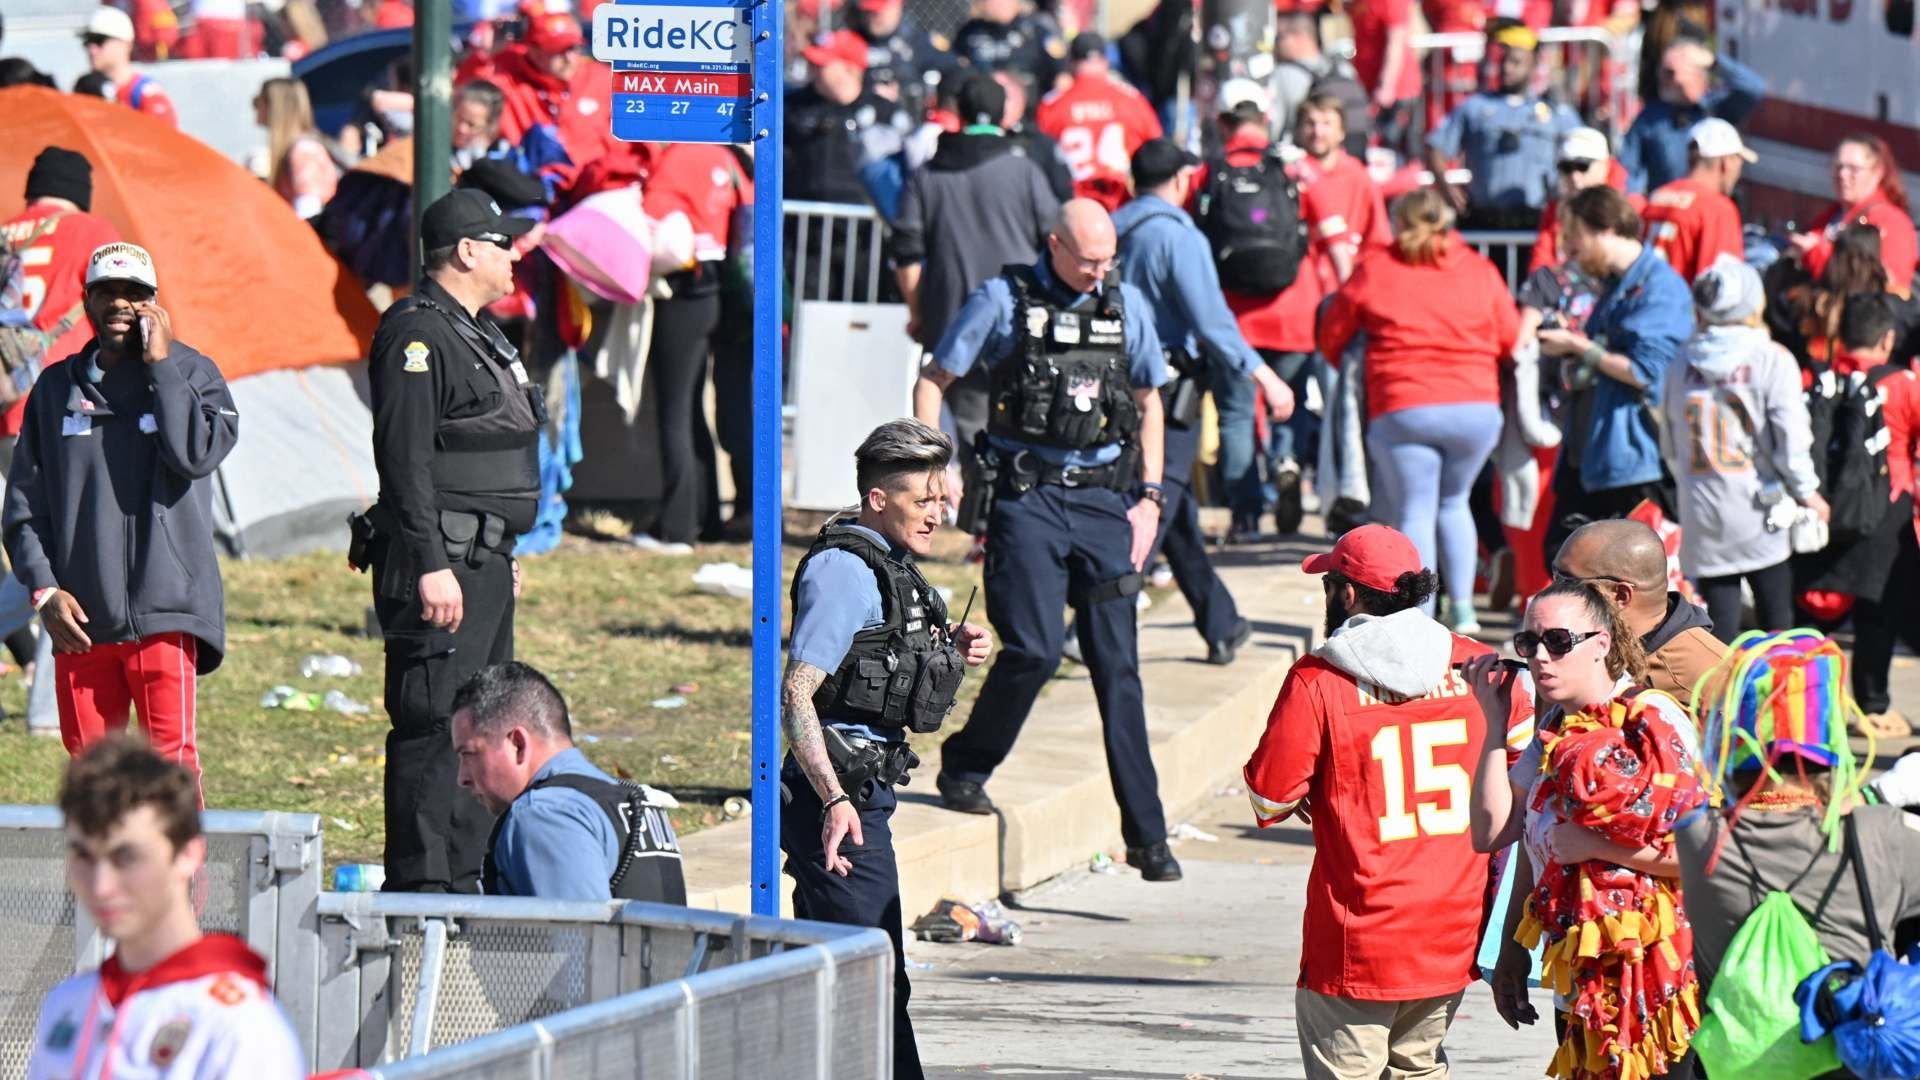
[1301, 525, 1423, 594]
[857, 0, 900, 12]
[803, 29, 869, 70]
[527, 11, 584, 52]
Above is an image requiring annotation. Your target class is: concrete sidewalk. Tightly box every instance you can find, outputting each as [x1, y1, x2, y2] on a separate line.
[912, 784, 1560, 1079]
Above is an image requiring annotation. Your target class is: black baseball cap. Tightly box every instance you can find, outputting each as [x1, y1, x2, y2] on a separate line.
[1130, 138, 1201, 189]
[420, 188, 535, 250]
[1068, 31, 1106, 62]
[956, 74, 1007, 127]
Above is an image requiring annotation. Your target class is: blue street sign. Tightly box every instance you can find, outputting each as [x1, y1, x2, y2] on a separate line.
[592, 0, 756, 144]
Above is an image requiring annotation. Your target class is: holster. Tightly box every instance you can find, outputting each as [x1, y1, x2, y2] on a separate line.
[1161, 349, 1205, 430]
[822, 728, 921, 810]
[956, 434, 999, 536]
[346, 510, 377, 573]
[437, 510, 508, 570]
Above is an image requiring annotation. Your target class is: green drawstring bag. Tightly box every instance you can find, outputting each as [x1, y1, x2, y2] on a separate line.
[1693, 890, 1843, 1080]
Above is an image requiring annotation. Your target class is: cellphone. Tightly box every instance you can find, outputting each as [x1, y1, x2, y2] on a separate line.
[137, 315, 153, 350]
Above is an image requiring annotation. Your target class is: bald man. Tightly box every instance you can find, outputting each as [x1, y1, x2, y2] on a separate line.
[914, 198, 1182, 882]
[1550, 519, 1727, 707]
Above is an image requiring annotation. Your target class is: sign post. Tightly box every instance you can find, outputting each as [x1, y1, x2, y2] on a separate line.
[593, 0, 782, 917]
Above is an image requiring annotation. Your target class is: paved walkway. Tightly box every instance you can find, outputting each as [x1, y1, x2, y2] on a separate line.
[913, 784, 1558, 1079]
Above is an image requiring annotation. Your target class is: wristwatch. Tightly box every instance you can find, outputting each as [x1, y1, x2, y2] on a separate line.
[1136, 484, 1166, 508]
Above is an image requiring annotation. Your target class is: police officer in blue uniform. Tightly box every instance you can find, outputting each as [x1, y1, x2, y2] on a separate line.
[913, 198, 1183, 882]
[1112, 139, 1297, 663]
[782, 418, 993, 1080]
[850, 0, 957, 122]
[1424, 21, 1580, 230]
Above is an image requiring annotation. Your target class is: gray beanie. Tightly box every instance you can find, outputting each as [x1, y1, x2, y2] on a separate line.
[1692, 257, 1764, 326]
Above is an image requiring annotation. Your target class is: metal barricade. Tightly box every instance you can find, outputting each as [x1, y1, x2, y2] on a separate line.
[1462, 229, 1542, 293]
[318, 894, 893, 1079]
[785, 199, 891, 306]
[0, 807, 323, 1080]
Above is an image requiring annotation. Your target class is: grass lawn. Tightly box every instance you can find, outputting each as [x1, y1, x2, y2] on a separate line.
[0, 523, 988, 872]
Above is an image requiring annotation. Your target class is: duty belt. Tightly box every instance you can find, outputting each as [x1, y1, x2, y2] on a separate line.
[1001, 449, 1127, 491]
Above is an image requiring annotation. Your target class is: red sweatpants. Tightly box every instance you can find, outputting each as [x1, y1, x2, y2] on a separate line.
[54, 633, 202, 802]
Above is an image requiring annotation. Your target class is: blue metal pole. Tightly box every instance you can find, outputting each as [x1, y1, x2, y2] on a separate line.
[748, 0, 784, 917]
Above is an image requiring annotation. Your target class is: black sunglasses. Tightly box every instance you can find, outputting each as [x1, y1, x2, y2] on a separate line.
[471, 232, 515, 250]
[1557, 158, 1597, 174]
[82, 34, 114, 47]
[1513, 628, 1603, 659]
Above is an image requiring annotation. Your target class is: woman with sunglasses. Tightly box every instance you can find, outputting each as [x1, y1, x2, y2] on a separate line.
[1464, 579, 1707, 1080]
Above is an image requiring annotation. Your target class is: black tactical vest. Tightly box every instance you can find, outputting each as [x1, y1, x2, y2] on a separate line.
[789, 523, 965, 734]
[988, 265, 1140, 450]
[397, 293, 547, 500]
[483, 772, 687, 903]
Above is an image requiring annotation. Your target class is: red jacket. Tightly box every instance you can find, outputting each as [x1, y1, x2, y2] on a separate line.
[1318, 236, 1520, 420]
[1034, 73, 1163, 211]
[1806, 193, 1919, 288]
[1642, 176, 1744, 283]
[462, 46, 618, 192]
[642, 143, 751, 262]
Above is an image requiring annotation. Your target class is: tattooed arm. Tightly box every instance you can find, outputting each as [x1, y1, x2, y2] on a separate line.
[782, 658, 863, 875]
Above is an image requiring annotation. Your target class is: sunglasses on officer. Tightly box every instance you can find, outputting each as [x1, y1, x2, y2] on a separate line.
[470, 232, 515, 251]
[1512, 628, 1603, 659]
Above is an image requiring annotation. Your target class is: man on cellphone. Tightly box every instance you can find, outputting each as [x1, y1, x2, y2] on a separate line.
[3, 243, 238, 799]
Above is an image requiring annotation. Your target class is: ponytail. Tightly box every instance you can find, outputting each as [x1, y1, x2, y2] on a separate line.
[1392, 188, 1454, 266]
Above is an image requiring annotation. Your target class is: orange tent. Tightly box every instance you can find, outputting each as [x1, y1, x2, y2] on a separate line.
[0, 85, 378, 380]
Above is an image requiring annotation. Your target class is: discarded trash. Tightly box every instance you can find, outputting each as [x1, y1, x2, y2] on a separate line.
[906, 959, 935, 971]
[329, 817, 359, 833]
[651, 695, 688, 710]
[578, 733, 602, 744]
[912, 897, 1022, 945]
[632, 534, 694, 555]
[333, 863, 384, 891]
[1215, 783, 1245, 798]
[659, 754, 683, 768]
[722, 795, 751, 820]
[1089, 852, 1119, 874]
[692, 561, 753, 599]
[260, 685, 322, 711]
[323, 690, 370, 716]
[670, 681, 700, 695]
[986, 976, 1004, 983]
[300, 654, 362, 679]
[1169, 823, 1220, 844]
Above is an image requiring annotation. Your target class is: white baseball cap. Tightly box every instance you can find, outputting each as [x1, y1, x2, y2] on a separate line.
[80, 7, 137, 43]
[1557, 126, 1611, 164]
[85, 243, 158, 291]
[1219, 77, 1272, 117]
[1690, 117, 1758, 163]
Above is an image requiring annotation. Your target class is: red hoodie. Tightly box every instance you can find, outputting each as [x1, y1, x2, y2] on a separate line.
[1317, 235, 1520, 421]
[464, 46, 619, 189]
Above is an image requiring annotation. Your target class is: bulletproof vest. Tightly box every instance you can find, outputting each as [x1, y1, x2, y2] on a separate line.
[988, 264, 1139, 450]
[483, 772, 688, 903]
[395, 292, 547, 500]
[789, 523, 965, 734]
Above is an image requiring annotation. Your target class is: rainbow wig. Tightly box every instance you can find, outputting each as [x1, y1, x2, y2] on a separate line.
[1692, 629, 1873, 846]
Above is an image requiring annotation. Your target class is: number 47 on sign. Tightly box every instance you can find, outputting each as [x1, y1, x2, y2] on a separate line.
[593, 0, 758, 144]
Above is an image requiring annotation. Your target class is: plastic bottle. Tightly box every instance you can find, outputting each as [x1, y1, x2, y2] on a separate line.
[333, 864, 386, 892]
[300, 654, 362, 679]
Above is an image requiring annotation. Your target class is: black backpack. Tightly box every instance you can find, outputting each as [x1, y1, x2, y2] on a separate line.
[1198, 152, 1307, 296]
[1285, 58, 1372, 160]
[1806, 363, 1904, 541]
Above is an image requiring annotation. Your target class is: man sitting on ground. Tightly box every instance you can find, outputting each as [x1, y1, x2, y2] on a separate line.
[453, 661, 687, 903]
[1551, 518, 1726, 707]
[29, 737, 304, 1079]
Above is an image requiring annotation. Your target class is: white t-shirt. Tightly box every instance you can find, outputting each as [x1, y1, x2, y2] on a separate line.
[28, 935, 304, 1080]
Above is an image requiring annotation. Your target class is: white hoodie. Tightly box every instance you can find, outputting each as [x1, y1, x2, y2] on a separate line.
[1315, 607, 1458, 700]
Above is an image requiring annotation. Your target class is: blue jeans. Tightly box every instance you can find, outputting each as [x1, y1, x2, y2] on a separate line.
[1366, 403, 1503, 613]
[1214, 352, 1325, 519]
[1261, 350, 1321, 469]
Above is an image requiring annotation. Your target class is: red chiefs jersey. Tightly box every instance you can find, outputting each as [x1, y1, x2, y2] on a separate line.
[1346, 0, 1420, 103]
[1806, 193, 1919, 287]
[1245, 627, 1533, 1001]
[1642, 176, 1744, 283]
[1034, 73, 1163, 211]
[111, 74, 178, 127]
[1225, 146, 1388, 353]
[643, 143, 751, 262]
[461, 46, 618, 192]
[0, 205, 120, 437]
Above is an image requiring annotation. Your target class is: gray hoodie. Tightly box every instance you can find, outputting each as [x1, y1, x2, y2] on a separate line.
[1315, 607, 1457, 700]
[4, 341, 238, 672]
[1660, 324, 1819, 579]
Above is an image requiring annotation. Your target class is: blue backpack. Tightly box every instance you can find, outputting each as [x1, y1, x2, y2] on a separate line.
[1795, 814, 1920, 1080]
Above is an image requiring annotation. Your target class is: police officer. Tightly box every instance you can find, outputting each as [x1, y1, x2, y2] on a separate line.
[850, 0, 956, 123]
[1424, 21, 1580, 230]
[952, 0, 1066, 112]
[912, 198, 1182, 882]
[786, 29, 912, 205]
[1112, 139, 1295, 663]
[360, 188, 546, 894]
[783, 418, 993, 1080]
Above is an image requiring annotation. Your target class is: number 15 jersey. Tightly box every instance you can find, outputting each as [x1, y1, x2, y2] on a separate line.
[1244, 609, 1533, 1001]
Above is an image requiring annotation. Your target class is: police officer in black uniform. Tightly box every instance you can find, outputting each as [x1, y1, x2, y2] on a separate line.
[850, 0, 957, 123]
[951, 0, 1066, 112]
[783, 418, 993, 1080]
[913, 198, 1183, 883]
[785, 28, 912, 205]
[356, 188, 546, 894]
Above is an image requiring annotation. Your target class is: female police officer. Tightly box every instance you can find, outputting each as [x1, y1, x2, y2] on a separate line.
[783, 418, 992, 1080]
